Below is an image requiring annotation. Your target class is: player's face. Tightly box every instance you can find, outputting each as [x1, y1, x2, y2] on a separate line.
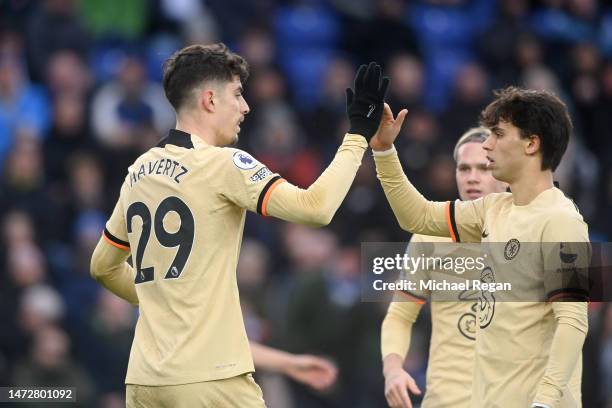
[215, 76, 250, 145]
[456, 142, 507, 201]
[482, 120, 527, 184]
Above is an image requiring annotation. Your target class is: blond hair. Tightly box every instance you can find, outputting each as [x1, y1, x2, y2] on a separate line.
[453, 127, 490, 162]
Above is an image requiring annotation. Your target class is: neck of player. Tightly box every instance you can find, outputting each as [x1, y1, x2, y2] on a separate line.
[509, 170, 554, 206]
[175, 112, 218, 146]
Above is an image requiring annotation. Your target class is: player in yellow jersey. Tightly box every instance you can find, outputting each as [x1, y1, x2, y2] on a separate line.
[370, 87, 589, 408]
[89, 43, 389, 407]
[381, 127, 507, 408]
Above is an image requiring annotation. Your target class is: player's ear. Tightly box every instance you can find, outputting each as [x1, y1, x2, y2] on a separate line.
[200, 89, 216, 113]
[525, 134, 540, 156]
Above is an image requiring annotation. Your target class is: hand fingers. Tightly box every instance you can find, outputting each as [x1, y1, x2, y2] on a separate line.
[345, 88, 354, 106]
[379, 76, 390, 99]
[354, 64, 367, 92]
[397, 385, 413, 408]
[382, 103, 393, 120]
[363, 61, 378, 91]
[406, 375, 421, 396]
[394, 109, 409, 131]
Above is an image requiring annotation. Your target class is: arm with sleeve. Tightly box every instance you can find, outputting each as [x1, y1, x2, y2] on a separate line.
[90, 181, 139, 305]
[381, 235, 429, 359]
[533, 216, 590, 407]
[222, 134, 369, 227]
[373, 146, 485, 242]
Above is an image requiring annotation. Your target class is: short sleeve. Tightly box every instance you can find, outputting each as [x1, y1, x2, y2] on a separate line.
[103, 180, 130, 251]
[217, 148, 284, 214]
[541, 214, 590, 301]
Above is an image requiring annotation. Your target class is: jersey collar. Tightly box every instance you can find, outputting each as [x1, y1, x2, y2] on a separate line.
[158, 129, 195, 149]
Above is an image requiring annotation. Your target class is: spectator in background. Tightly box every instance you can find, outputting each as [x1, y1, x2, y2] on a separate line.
[385, 53, 424, 114]
[91, 54, 173, 183]
[92, 55, 173, 149]
[282, 226, 385, 407]
[24, 0, 90, 82]
[12, 324, 94, 407]
[0, 33, 50, 169]
[440, 62, 490, 142]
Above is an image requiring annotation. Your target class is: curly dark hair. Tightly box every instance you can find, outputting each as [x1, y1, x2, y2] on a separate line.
[479, 86, 572, 171]
[162, 43, 249, 111]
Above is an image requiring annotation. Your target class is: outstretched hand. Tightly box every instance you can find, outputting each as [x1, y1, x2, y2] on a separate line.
[370, 103, 408, 152]
[285, 354, 338, 391]
[346, 61, 390, 140]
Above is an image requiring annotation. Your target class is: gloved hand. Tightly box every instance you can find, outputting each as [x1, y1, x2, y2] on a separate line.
[346, 61, 390, 139]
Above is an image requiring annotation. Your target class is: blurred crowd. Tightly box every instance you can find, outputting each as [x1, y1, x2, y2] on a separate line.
[0, 0, 611, 407]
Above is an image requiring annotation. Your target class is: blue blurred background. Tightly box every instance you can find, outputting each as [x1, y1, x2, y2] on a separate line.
[0, 0, 611, 407]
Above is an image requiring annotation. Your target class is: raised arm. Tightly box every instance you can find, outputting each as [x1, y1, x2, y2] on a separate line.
[370, 105, 484, 242]
[263, 62, 389, 226]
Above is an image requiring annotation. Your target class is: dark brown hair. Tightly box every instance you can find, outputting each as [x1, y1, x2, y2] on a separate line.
[162, 43, 249, 111]
[479, 86, 572, 171]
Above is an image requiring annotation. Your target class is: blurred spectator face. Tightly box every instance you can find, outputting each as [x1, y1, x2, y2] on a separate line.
[46, 0, 77, 15]
[572, 43, 600, 75]
[454, 63, 487, 103]
[95, 290, 135, 332]
[515, 36, 543, 69]
[323, 58, 353, 102]
[249, 68, 286, 103]
[522, 66, 561, 94]
[0, 55, 22, 98]
[427, 153, 456, 196]
[53, 94, 85, 136]
[239, 28, 275, 69]
[568, 0, 597, 19]
[377, 0, 405, 19]
[19, 285, 65, 333]
[68, 154, 103, 209]
[402, 110, 437, 144]
[2, 210, 35, 245]
[5, 138, 43, 188]
[456, 142, 506, 201]
[283, 224, 337, 270]
[237, 240, 270, 290]
[46, 51, 91, 96]
[118, 57, 147, 97]
[31, 325, 69, 369]
[389, 54, 423, 102]
[502, 0, 527, 18]
[8, 243, 45, 288]
[572, 74, 599, 104]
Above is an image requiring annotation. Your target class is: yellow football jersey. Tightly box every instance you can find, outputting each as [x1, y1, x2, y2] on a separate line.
[374, 150, 589, 408]
[393, 234, 478, 408]
[452, 188, 589, 408]
[104, 129, 285, 385]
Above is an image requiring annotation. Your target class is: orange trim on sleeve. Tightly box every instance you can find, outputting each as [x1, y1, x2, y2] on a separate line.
[398, 290, 426, 305]
[261, 178, 286, 216]
[445, 201, 458, 242]
[103, 232, 130, 251]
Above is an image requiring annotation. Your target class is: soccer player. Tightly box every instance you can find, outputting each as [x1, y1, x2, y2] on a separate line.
[381, 127, 507, 408]
[89, 43, 388, 407]
[371, 87, 589, 408]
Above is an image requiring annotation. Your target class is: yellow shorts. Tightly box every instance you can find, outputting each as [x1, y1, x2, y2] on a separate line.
[126, 373, 266, 408]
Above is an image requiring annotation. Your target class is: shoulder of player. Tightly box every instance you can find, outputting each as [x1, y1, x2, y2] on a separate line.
[410, 233, 451, 244]
[482, 191, 512, 207]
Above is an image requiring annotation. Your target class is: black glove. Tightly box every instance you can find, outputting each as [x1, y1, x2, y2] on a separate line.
[346, 61, 390, 139]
